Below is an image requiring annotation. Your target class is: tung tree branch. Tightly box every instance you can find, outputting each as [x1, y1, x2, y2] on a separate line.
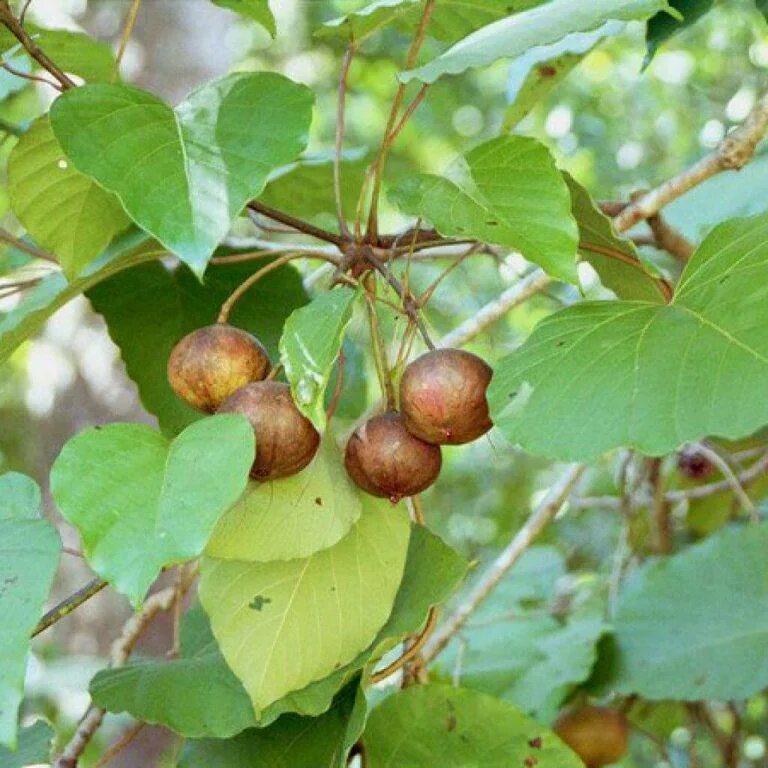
[421, 464, 586, 665]
[614, 90, 768, 232]
[0, 1, 75, 90]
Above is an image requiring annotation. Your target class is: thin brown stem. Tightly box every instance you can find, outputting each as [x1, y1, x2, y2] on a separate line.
[365, 280, 395, 408]
[363, 247, 435, 349]
[335, 45, 356, 237]
[366, 0, 436, 241]
[113, 0, 141, 82]
[418, 243, 481, 307]
[0, 1, 74, 89]
[31, 578, 108, 638]
[92, 722, 144, 768]
[217, 252, 338, 324]
[0, 227, 58, 262]
[247, 201, 345, 247]
[55, 568, 198, 767]
[648, 458, 672, 554]
[1, 58, 58, 88]
[369, 606, 438, 684]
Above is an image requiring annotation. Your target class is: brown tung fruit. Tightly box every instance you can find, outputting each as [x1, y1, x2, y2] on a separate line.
[553, 705, 629, 768]
[344, 411, 442, 502]
[167, 324, 270, 413]
[400, 348, 493, 445]
[218, 381, 320, 480]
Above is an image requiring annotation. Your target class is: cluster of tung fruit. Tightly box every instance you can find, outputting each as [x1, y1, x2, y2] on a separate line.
[167, 324, 493, 499]
[168, 324, 320, 479]
[345, 348, 493, 501]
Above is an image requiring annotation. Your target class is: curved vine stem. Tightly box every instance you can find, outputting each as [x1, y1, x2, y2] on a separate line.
[217, 252, 339, 324]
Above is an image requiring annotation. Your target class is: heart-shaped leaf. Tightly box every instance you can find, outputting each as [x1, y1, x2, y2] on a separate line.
[362, 685, 583, 767]
[50, 415, 254, 606]
[488, 211, 768, 459]
[280, 286, 360, 431]
[401, 0, 675, 83]
[0, 474, 60, 749]
[92, 525, 465, 734]
[206, 437, 363, 562]
[390, 136, 578, 283]
[8, 117, 129, 278]
[199, 497, 410, 715]
[50, 72, 313, 275]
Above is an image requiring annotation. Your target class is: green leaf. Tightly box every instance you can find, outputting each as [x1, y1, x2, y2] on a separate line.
[50, 73, 313, 275]
[362, 685, 583, 767]
[280, 287, 359, 431]
[0, 27, 116, 83]
[0, 475, 60, 749]
[50, 415, 254, 606]
[610, 523, 768, 700]
[261, 523, 468, 724]
[179, 681, 363, 768]
[439, 547, 602, 721]
[199, 497, 410, 716]
[91, 605, 255, 738]
[95, 525, 465, 736]
[87, 258, 308, 436]
[442, 610, 604, 721]
[503, 23, 622, 130]
[207, 437, 362, 562]
[488, 211, 768, 460]
[755, 0, 768, 20]
[0, 232, 161, 363]
[0, 721, 54, 767]
[213, 0, 276, 35]
[401, 0, 675, 83]
[645, 0, 716, 65]
[0, 471, 41, 519]
[319, 0, 545, 44]
[390, 136, 578, 283]
[8, 117, 129, 278]
[564, 173, 667, 302]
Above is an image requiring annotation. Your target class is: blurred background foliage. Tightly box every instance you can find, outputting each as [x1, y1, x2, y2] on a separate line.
[2, 0, 768, 765]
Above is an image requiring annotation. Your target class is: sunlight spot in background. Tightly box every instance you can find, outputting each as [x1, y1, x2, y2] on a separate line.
[749, 40, 768, 68]
[616, 141, 644, 170]
[577, 262, 600, 292]
[545, 105, 572, 138]
[452, 105, 483, 137]
[25, 340, 76, 417]
[670, 726, 691, 747]
[726, 86, 756, 122]
[652, 51, 695, 85]
[699, 119, 726, 148]
[745, 736, 767, 761]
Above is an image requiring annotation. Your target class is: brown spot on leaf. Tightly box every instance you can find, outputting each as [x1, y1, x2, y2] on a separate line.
[528, 737, 543, 750]
[538, 65, 557, 77]
[315, 497, 323, 506]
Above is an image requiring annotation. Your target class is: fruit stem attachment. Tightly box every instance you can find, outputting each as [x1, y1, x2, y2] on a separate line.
[217, 252, 338, 324]
[369, 606, 438, 684]
[364, 277, 396, 409]
[363, 246, 435, 350]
